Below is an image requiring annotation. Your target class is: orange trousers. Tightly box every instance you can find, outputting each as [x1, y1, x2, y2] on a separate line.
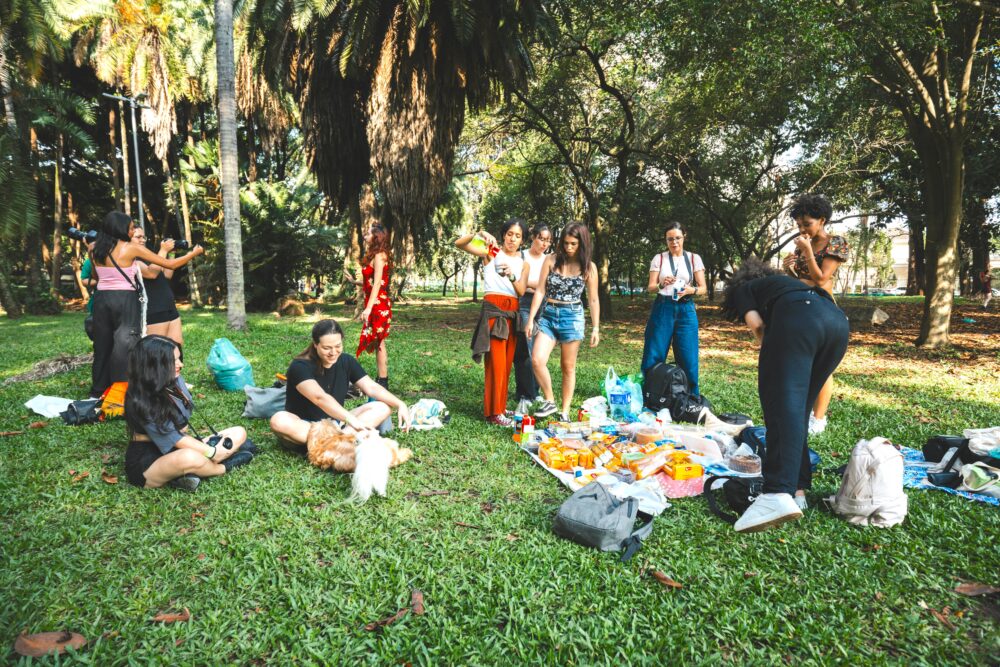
[483, 294, 519, 417]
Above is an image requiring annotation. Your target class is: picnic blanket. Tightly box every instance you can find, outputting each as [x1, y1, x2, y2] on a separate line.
[901, 446, 999, 507]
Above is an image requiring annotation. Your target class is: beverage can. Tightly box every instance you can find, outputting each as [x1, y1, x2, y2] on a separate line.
[522, 415, 535, 435]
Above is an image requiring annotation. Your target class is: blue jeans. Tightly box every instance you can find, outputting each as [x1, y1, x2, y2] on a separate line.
[641, 296, 700, 395]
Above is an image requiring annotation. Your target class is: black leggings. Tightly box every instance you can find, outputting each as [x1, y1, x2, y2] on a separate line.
[758, 291, 849, 494]
[90, 289, 141, 397]
[513, 294, 538, 401]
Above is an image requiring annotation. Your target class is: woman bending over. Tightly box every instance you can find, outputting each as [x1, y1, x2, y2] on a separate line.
[124, 336, 252, 492]
[525, 223, 600, 421]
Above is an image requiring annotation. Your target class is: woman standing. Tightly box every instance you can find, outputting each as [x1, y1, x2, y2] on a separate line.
[782, 193, 848, 435]
[457, 219, 528, 427]
[513, 223, 552, 414]
[134, 232, 186, 346]
[356, 223, 393, 392]
[125, 335, 253, 492]
[721, 258, 848, 531]
[640, 222, 707, 395]
[525, 223, 600, 421]
[90, 211, 203, 398]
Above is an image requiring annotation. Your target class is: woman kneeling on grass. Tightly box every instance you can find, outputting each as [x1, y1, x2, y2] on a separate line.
[124, 336, 254, 492]
[525, 222, 600, 421]
[721, 257, 848, 532]
[270, 319, 412, 451]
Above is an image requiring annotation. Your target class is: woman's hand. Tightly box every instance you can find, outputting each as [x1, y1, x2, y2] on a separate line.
[658, 275, 676, 290]
[159, 239, 176, 254]
[682, 284, 697, 297]
[191, 244, 205, 258]
[590, 328, 600, 348]
[793, 235, 812, 254]
[524, 319, 533, 338]
[479, 231, 498, 247]
[782, 254, 796, 272]
[397, 403, 412, 433]
[360, 306, 373, 324]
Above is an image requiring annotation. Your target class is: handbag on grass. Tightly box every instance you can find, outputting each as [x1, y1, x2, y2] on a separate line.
[552, 481, 654, 563]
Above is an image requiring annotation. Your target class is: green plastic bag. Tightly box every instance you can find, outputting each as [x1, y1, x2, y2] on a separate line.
[207, 338, 255, 391]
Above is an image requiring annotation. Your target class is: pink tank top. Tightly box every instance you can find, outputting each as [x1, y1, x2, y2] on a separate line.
[95, 263, 138, 291]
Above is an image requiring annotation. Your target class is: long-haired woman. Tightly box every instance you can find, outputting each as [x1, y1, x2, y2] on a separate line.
[525, 222, 600, 421]
[124, 336, 252, 492]
[356, 223, 392, 392]
[720, 257, 848, 531]
[456, 219, 528, 427]
[640, 222, 707, 394]
[90, 211, 203, 397]
[270, 319, 412, 450]
[133, 230, 186, 347]
[512, 223, 552, 414]
[781, 193, 848, 435]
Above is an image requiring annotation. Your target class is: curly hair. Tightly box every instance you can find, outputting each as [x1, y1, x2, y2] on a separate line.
[789, 193, 833, 223]
[720, 257, 781, 321]
[361, 223, 390, 268]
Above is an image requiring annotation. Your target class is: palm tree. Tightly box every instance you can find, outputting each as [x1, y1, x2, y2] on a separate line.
[215, 0, 246, 329]
[247, 0, 544, 258]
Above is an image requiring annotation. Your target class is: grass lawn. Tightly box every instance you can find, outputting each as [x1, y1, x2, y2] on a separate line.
[1, 295, 998, 665]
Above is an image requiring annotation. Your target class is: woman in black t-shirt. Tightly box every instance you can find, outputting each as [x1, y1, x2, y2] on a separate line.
[269, 319, 412, 448]
[720, 257, 849, 533]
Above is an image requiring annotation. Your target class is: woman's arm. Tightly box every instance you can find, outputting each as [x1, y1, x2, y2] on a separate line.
[355, 376, 412, 431]
[295, 378, 364, 430]
[684, 268, 707, 297]
[172, 433, 237, 462]
[744, 310, 765, 344]
[361, 253, 387, 322]
[587, 262, 600, 347]
[526, 257, 552, 337]
[455, 231, 495, 259]
[124, 242, 203, 270]
[510, 261, 527, 297]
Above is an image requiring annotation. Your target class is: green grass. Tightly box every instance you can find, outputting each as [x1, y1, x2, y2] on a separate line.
[1, 297, 998, 665]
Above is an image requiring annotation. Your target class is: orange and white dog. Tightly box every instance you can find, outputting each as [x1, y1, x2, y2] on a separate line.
[305, 419, 412, 502]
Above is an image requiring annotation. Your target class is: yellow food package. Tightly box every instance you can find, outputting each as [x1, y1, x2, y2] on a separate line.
[577, 449, 595, 468]
[564, 449, 580, 468]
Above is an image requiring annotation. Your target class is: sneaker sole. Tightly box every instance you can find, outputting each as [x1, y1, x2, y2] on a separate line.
[735, 509, 803, 533]
[535, 406, 557, 418]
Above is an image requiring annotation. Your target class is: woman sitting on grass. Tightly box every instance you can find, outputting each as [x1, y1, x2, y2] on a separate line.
[269, 319, 412, 451]
[525, 222, 601, 421]
[124, 336, 254, 492]
[721, 257, 848, 532]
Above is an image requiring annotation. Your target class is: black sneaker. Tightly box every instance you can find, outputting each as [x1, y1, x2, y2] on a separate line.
[167, 474, 200, 492]
[223, 450, 254, 473]
[534, 400, 558, 418]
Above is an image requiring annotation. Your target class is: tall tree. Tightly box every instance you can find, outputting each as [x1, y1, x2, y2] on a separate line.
[214, 0, 246, 329]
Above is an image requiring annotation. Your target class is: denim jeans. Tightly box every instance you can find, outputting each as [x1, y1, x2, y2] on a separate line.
[513, 295, 538, 401]
[640, 296, 700, 395]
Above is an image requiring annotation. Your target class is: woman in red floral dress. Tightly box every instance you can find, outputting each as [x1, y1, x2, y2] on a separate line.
[356, 224, 392, 392]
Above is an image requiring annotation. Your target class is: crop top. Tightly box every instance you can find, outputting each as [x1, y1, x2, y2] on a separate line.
[131, 376, 194, 454]
[546, 271, 584, 304]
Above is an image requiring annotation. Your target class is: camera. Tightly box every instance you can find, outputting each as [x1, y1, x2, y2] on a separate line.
[672, 277, 687, 302]
[66, 227, 98, 244]
[207, 434, 234, 450]
[169, 238, 191, 250]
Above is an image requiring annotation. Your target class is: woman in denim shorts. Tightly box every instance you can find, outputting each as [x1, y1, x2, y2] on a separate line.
[525, 223, 601, 420]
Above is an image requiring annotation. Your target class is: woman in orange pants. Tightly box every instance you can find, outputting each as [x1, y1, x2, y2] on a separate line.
[457, 219, 528, 427]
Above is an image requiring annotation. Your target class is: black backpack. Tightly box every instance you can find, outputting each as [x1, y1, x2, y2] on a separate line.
[671, 393, 714, 424]
[704, 474, 765, 524]
[642, 363, 689, 411]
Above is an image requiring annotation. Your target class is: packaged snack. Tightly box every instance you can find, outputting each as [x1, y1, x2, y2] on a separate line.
[663, 451, 704, 480]
[577, 448, 595, 468]
[726, 443, 762, 474]
[634, 426, 664, 446]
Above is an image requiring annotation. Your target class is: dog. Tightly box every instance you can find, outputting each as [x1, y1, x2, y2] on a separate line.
[305, 419, 412, 502]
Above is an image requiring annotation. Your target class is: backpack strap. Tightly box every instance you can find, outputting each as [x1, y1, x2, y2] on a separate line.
[684, 252, 693, 279]
[619, 503, 655, 563]
[107, 250, 146, 302]
[704, 475, 739, 524]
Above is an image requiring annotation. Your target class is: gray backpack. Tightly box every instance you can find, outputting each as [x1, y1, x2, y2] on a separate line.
[552, 481, 654, 562]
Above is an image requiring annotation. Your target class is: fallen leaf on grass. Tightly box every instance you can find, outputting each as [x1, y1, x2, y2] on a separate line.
[481, 502, 497, 514]
[410, 590, 425, 615]
[191, 512, 205, 520]
[862, 544, 882, 552]
[101, 470, 118, 485]
[151, 608, 190, 624]
[0, 430, 24, 437]
[404, 490, 450, 499]
[419, 351, 434, 357]
[744, 572, 757, 578]
[101, 631, 119, 640]
[197, 554, 206, 561]
[649, 570, 683, 589]
[874, 592, 884, 601]
[955, 582, 1000, 596]
[929, 606, 955, 630]
[71, 471, 90, 483]
[28, 421, 46, 429]
[101, 454, 111, 464]
[455, 522, 482, 530]
[505, 533, 520, 542]
[14, 631, 87, 657]
[196, 393, 206, 399]
[364, 607, 409, 632]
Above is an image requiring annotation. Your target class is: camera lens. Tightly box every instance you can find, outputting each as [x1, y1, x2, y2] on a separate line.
[172, 239, 190, 250]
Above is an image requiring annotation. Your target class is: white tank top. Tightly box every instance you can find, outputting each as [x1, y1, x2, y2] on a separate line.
[483, 252, 525, 296]
[522, 250, 547, 291]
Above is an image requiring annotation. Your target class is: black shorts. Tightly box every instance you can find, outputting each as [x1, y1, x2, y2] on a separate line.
[125, 440, 165, 487]
[147, 308, 180, 325]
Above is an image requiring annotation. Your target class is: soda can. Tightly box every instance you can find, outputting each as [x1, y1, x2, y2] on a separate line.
[522, 415, 535, 435]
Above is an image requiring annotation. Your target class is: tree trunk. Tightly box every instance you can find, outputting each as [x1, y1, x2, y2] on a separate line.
[50, 133, 65, 292]
[0, 265, 23, 318]
[0, 29, 17, 131]
[108, 106, 123, 211]
[906, 213, 925, 296]
[215, 0, 247, 328]
[915, 140, 963, 348]
[119, 99, 132, 216]
[179, 113, 201, 306]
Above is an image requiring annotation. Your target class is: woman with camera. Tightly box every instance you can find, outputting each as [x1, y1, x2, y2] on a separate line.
[640, 222, 707, 394]
[456, 219, 528, 428]
[132, 230, 187, 346]
[90, 211, 203, 398]
[125, 335, 253, 492]
[721, 257, 848, 531]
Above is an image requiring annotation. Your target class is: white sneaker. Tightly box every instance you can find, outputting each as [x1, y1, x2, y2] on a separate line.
[734, 493, 803, 533]
[808, 413, 827, 435]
